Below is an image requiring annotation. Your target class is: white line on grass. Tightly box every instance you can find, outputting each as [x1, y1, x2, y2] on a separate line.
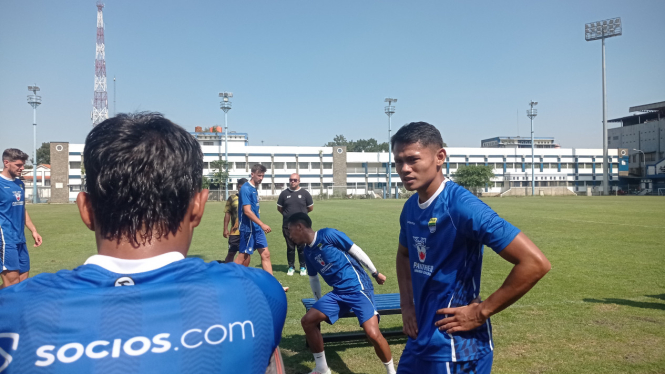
[538, 217, 664, 229]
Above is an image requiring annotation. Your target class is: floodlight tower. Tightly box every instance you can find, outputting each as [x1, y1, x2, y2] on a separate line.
[220, 92, 233, 200]
[527, 101, 538, 196]
[586, 17, 622, 195]
[27, 85, 41, 204]
[92, 1, 108, 126]
[384, 98, 397, 198]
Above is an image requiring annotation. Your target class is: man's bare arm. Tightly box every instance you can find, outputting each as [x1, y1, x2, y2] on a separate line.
[436, 232, 550, 333]
[25, 210, 42, 247]
[396, 243, 417, 338]
[242, 205, 271, 233]
[223, 212, 231, 238]
[277, 206, 283, 214]
[307, 205, 313, 213]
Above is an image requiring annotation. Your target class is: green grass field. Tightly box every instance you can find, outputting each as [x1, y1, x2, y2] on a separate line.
[16, 196, 665, 374]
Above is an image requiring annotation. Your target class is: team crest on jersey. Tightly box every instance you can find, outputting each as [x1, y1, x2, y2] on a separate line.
[12, 191, 21, 201]
[428, 218, 437, 233]
[298, 195, 302, 198]
[315, 254, 325, 266]
[413, 237, 428, 262]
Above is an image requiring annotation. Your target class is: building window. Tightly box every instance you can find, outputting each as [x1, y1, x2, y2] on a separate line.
[286, 162, 296, 169]
[69, 162, 81, 169]
[448, 163, 458, 168]
[273, 162, 285, 170]
[203, 162, 209, 169]
[323, 163, 333, 169]
[203, 141, 214, 146]
[69, 185, 81, 192]
[312, 162, 321, 169]
[235, 162, 246, 170]
[299, 162, 309, 170]
[261, 162, 272, 169]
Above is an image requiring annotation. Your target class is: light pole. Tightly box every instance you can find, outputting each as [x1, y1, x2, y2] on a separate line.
[384, 98, 397, 198]
[586, 17, 622, 195]
[633, 149, 645, 177]
[527, 101, 538, 196]
[27, 85, 41, 204]
[219, 92, 233, 201]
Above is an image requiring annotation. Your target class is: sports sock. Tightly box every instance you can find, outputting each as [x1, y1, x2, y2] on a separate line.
[313, 351, 328, 372]
[383, 358, 396, 374]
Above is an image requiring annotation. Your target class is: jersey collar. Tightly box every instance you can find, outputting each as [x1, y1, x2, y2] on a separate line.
[287, 187, 301, 192]
[84, 252, 185, 274]
[0, 174, 13, 181]
[418, 178, 448, 210]
[308, 231, 318, 248]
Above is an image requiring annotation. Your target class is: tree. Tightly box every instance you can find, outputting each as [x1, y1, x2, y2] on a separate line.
[325, 134, 446, 152]
[36, 142, 50, 165]
[324, 134, 349, 147]
[202, 176, 211, 189]
[452, 165, 494, 195]
[209, 159, 230, 189]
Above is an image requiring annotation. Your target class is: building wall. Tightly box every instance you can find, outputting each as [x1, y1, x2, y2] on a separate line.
[609, 119, 665, 174]
[50, 142, 70, 203]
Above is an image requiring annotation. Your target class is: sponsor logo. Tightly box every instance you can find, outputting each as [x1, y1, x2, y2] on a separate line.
[413, 237, 428, 263]
[287, 195, 291, 199]
[29, 320, 255, 369]
[407, 221, 416, 225]
[298, 195, 301, 199]
[412, 262, 434, 276]
[428, 218, 437, 233]
[12, 191, 21, 202]
[114, 277, 135, 287]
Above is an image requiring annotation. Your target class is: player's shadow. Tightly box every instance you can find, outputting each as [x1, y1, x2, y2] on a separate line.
[272, 264, 291, 273]
[279, 333, 407, 374]
[583, 297, 665, 311]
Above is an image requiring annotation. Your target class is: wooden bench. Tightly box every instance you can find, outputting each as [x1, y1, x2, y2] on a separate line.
[301, 293, 405, 344]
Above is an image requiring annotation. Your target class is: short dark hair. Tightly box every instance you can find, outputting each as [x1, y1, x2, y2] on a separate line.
[83, 112, 203, 246]
[391, 122, 444, 150]
[237, 178, 248, 186]
[287, 212, 312, 229]
[2, 148, 29, 162]
[251, 164, 267, 174]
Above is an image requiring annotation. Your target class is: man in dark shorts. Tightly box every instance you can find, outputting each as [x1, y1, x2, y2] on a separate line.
[277, 173, 313, 276]
[222, 178, 248, 264]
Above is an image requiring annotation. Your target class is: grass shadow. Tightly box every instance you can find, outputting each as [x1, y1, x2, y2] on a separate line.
[646, 294, 665, 301]
[583, 297, 665, 311]
[279, 332, 407, 374]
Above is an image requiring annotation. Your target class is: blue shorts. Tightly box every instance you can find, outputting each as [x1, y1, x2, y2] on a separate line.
[238, 230, 268, 255]
[397, 350, 493, 374]
[1, 242, 30, 273]
[313, 290, 379, 326]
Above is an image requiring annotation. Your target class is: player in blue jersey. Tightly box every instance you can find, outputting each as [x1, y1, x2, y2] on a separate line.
[0, 113, 287, 374]
[235, 164, 288, 292]
[1, 148, 43, 288]
[392, 122, 551, 373]
[287, 213, 396, 374]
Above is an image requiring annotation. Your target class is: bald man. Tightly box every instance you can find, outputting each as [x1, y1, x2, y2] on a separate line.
[277, 173, 313, 276]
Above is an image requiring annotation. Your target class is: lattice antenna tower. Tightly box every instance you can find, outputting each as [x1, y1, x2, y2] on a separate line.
[92, 1, 108, 126]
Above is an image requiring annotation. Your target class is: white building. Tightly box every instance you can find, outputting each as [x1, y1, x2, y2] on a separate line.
[62, 142, 622, 201]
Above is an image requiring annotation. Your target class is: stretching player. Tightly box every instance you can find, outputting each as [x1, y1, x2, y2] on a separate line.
[287, 212, 396, 374]
[222, 178, 249, 265]
[393, 122, 550, 373]
[0, 113, 287, 373]
[1, 148, 43, 288]
[235, 164, 288, 292]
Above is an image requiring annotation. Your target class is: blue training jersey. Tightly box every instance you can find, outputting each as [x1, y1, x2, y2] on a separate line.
[304, 228, 373, 294]
[399, 179, 520, 362]
[0, 259, 287, 373]
[0, 176, 26, 245]
[238, 182, 261, 233]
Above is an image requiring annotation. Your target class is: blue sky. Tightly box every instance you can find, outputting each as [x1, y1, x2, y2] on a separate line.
[1, 0, 664, 158]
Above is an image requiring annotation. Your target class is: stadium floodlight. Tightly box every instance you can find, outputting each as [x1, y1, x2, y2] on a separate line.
[219, 91, 233, 201]
[27, 85, 42, 204]
[384, 98, 397, 199]
[586, 17, 622, 195]
[526, 101, 538, 196]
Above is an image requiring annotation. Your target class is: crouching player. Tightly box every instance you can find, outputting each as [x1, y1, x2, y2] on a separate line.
[287, 213, 396, 374]
[0, 113, 287, 373]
